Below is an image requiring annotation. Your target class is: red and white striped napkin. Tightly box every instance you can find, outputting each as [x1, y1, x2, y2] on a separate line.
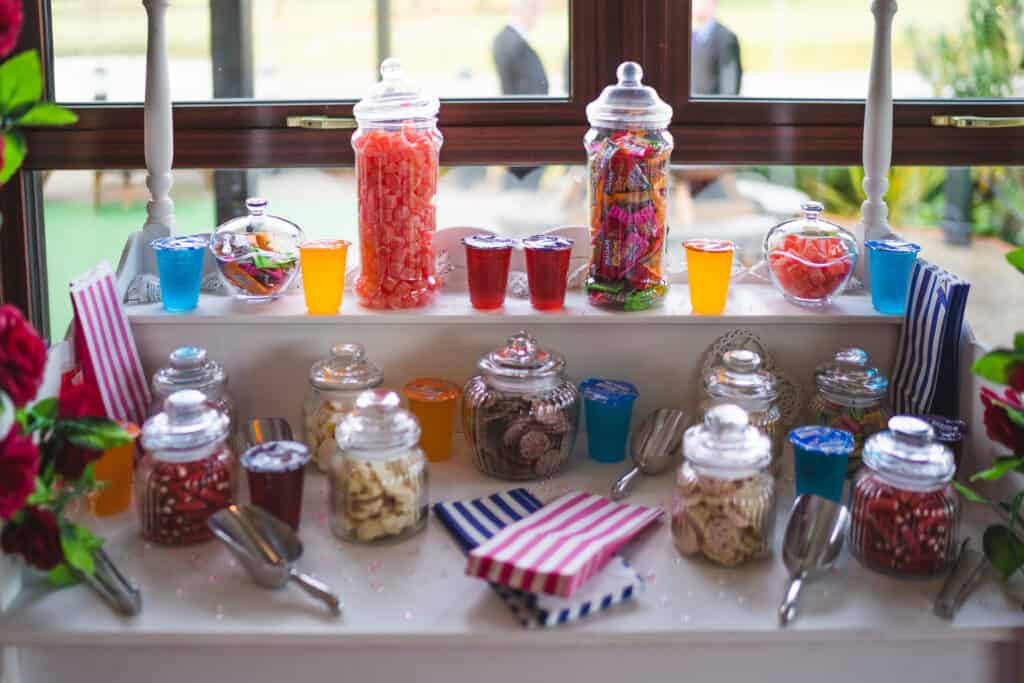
[465, 491, 662, 599]
[70, 262, 151, 426]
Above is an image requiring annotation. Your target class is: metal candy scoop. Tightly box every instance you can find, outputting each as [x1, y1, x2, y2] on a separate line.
[610, 408, 687, 501]
[778, 494, 849, 627]
[208, 504, 342, 616]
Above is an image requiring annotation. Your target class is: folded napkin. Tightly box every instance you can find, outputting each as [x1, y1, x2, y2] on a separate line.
[434, 489, 645, 628]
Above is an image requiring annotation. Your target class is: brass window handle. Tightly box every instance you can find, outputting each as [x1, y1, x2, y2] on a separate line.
[286, 116, 357, 130]
[931, 115, 1024, 129]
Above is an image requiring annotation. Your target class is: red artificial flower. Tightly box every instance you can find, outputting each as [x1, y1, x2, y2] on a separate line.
[0, 0, 23, 60]
[983, 402, 1024, 454]
[0, 425, 38, 519]
[58, 375, 106, 419]
[1009, 363, 1024, 395]
[1, 506, 62, 571]
[0, 305, 47, 407]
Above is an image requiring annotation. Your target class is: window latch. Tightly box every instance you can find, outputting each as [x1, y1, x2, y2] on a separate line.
[931, 115, 1024, 129]
[286, 116, 357, 130]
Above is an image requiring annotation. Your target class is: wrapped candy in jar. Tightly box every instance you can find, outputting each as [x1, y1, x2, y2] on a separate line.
[303, 343, 384, 472]
[850, 416, 960, 578]
[150, 346, 234, 432]
[330, 389, 428, 543]
[584, 62, 673, 311]
[672, 404, 775, 567]
[810, 348, 890, 476]
[462, 331, 580, 480]
[137, 390, 235, 546]
[352, 58, 442, 309]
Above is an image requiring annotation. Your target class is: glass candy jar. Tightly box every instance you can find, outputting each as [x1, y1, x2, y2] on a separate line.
[150, 346, 234, 431]
[764, 201, 858, 306]
[810, 348, 890, 475]
[850, 416, 960, 578]
[137, 390, 235, 546]
[462, 332, 580, 480]
[673, 404, 775, 567]
[352, 58, 443, 309]
[303, 343, 384, 472]
[584, 62, 673, 311]
[329, 390, 428, 544]
[210, 198, 304, 302]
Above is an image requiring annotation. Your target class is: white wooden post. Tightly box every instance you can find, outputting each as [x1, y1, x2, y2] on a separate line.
[856, 0, 898, 284]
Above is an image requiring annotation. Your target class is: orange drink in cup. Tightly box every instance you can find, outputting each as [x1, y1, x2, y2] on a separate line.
[684, 239, 736, 315]
[299, 239, 350, 314]
[402, 378, 460, 463]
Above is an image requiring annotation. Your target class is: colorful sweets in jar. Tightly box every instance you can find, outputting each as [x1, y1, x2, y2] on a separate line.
[463, 234, 514, 310]
[241, 440, 310, 530]
[522, 234, 574, 310]
[584, 62, 673, 311]
[352, 59, 442, 309]
[850, 416, 960, 578]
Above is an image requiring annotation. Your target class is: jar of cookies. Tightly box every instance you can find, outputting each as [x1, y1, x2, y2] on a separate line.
[462, 331, 580, 480]
[330, 389, 428, 543]
[672, 404, 775, 567]
[303, 343, 384, 472]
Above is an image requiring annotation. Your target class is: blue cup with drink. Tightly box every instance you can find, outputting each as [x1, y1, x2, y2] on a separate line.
[151, 235, 208, 312]
[866, 239, 921, 316]
[579, 378, 639, 463]
[789, 426, 854, 503]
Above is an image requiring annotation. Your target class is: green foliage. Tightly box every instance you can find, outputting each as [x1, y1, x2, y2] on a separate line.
[0, 51, 43, 115]
[983, 525, 1024, 579]
[62, 418, 134, 451]
[1009, 247, 1024, 273]
[973, 349, 1024, 384]
[970, 457, 1024, 481]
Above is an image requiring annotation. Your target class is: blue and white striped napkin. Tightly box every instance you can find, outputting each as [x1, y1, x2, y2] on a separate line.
[434, 489, 644, 628]
[890, 259, 970, 417]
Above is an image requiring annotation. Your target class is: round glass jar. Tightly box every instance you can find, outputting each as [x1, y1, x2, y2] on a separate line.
[329, 389, 428, 544]
[462, 331, 580, 480]
[672, 404, 775, 567]
[150, 346, 234, 430]
[700, 350, 782, 471]
[584, 62, 674, 311]
[303, 343, 384, 472]
[850, 416, 960, 578]
[210, 198, 304, 302]
[352, 58, 443, 309]
[810, 348, 890, 475]
[137, 390, 234, 546]
[764, 201, 858, 306]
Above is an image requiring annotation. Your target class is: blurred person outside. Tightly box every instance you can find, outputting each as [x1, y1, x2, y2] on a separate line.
[691, 0, 742, 96]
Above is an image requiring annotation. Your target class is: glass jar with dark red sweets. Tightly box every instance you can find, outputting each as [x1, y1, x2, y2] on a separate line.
[850, 416, 960, 578]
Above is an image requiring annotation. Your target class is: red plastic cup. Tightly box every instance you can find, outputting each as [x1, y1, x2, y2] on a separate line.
[463, 234, 514, 310]
[241, 441, 310, 530]
[523, 235, 574, 310]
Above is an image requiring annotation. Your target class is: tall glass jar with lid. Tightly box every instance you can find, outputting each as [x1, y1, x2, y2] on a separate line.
[303, 343, 384, 472]
[850, 416, 960, 578]
[672, 404, 775, 567]
[150, 346, 234, 432]
[138, 390, 235, 546]
[584, 62, 674, 311]
[462, 332, 580, 480]
[329, 390, 428, 544]
[352, 58, 443, 309]
[810, 348, 890, 475]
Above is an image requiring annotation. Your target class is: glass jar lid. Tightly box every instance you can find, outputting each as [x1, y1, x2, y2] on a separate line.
[478, 331, 565, 382]
[210, 198, 304, 260]
[309, 343, 384, 392]
[141, 390, 230, 461]
[586, 62, 673, 130]
[336, 389, 421, 453]
[704, 350, 778, 404]
[152, 346, 228, 401]
[684, 404, 771, 477]
[764, 202, 858, 255]
[353, 58, 440, 124]
[863, 416, 955, 488]
[815, 348, 889, 403]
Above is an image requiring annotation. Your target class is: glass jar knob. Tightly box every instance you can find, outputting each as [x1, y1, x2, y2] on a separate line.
[802, 201, 824, 221]
[889, 416, 935, 446]
[704, 403, 749, 437]
[332, 343, 366, 364]
[380, 57, 404, 82]
[169, 346, 207, 370]
[165, 390, 207, 422]
[617, 61, 643, 87]
[723, 349, 760, 373]
[835, 347, 869, 366]
[504, 331, 539, 365]
[356, 388, 402, 413]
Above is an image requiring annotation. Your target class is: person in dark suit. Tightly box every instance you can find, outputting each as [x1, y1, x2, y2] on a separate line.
[691, 0, 742, 96]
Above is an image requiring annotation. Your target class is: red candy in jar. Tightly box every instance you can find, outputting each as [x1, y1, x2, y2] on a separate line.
[849, 416, 960, 578]
[138, 390, 235, 546]
[352, 58, 443, 310]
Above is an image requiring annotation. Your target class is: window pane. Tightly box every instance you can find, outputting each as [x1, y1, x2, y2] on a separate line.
[51, 0, 570, 104]
[690, 0, 1024, 99]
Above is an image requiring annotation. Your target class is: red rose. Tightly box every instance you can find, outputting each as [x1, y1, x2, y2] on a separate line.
[58, 376, 106, 419]
[0, 0, 23, 60]
[0, 425, 38, 519]
[983, 402, 1024, 454]
[1009, 364, 1024, 395]
[53, 441, 103, 481]
[0, 305, 47, 407]
[1, 506, 63, 571]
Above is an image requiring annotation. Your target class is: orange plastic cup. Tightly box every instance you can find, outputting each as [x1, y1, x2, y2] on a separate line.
[684, 239, 736, 315]
[299, 239, 350, 315]
[92, 422, 139, 517]
[402, 378, 460, 463]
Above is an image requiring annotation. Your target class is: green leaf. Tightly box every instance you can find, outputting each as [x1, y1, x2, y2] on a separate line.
[983, 525, 1024, 579]
[29, 398, 58, 423]
[0, 130, 27, 185]
[59, 524, 103, 577]
[971, 457, 1024, 482]
[1015, 333, 1024, 353]
[973, 350, 1023, 384]
[953, 481, 992, 504]
[1008, 247, 1024, 275]
[47, 563, 78, 588]
[61, 419, 132, 451]
[1007, 490, 1024, 531]
[0, 51, 42, 114]
[24, 476, 51, 506]
[14, 102, 78, 127]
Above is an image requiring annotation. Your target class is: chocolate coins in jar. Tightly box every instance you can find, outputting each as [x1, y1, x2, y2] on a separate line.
[672, 404, 775, 567]
[850, 416, 960, 578]
[352, 58, 442, 309]
[584, 62, 673, 311]
[462, 332, 580, 480]
[330, 390, 428, 543]
[137, 390, 235, 546]
[150, 346, 234, 431]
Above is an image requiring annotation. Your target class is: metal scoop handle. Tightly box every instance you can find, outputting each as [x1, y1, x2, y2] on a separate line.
[778, 573, 805, 627]
[289, 569, 342, 615]
[610, 465, 642, 501]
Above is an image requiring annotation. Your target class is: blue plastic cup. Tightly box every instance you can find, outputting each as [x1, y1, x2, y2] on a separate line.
[579, 379, 639, 463]
[151, 235, 208, 312]
[789, 426, 854, 503]
[866, 240, 921, 316]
